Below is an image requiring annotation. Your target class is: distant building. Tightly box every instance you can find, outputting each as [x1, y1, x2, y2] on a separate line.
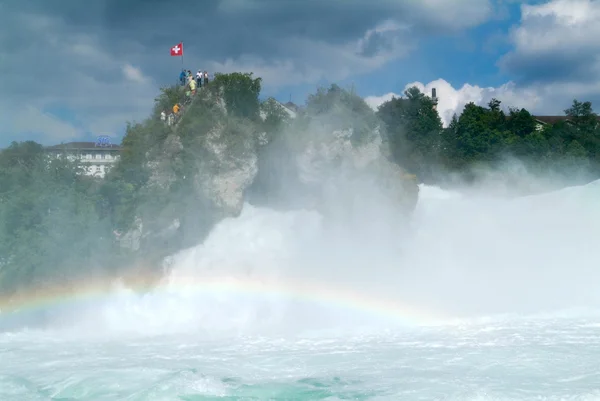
[283, 101, 301, 115]
[429, 89, 592, 132]
[431, 88, 438, 111]
[532, 116, 572, 131]
[44, 140, 121, 178]
[532, 115, 600, 131]
[260, 99, 302, 120]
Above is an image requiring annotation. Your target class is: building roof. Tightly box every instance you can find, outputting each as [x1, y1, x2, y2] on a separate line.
[283, 101, 301, 112]
[533, 115, 600, 124]
[532, 116, 571, 124]
[45, 141, 122, 151]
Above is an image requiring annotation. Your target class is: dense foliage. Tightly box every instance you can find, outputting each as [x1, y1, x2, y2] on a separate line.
[0, 73, 269, 298]
[377, 90, 600, 182]
[1, 74, 599, 300]
[0, 142, 117, 294]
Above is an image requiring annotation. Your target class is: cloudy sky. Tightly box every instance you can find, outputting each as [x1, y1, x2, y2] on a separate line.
[1, 0, 599, 146]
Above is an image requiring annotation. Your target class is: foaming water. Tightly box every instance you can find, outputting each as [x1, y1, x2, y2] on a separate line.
[84, 179, 600, 335]
[1, 179, 598, 340]
[2, 318, 600, 400]
[67, 205, 423, 338]
[3, 179, 600, 336]
[402, 180, 600, 317]
[2, 179, 600, 400]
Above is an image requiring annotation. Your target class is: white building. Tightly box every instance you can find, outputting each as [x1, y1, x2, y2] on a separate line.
[45, 141, 121, 178]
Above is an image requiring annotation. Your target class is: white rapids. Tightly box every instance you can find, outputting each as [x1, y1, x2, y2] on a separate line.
[1, 180, 600, 400]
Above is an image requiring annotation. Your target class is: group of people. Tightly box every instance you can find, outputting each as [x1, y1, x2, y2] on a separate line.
[160, 103, 183, 126]
[159, 69, 211, 126]
[180, 69, 210, 91]
[181, 69, 210, 106]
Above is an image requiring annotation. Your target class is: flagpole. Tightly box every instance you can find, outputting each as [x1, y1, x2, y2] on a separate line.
[181, 41, 184, 69]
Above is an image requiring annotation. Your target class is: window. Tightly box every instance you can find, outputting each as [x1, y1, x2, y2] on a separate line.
[95, 153, 101, 160]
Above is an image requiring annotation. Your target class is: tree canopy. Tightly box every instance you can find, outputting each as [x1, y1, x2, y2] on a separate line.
[376, 89, 600, 181]
[1, 75, 599, 301]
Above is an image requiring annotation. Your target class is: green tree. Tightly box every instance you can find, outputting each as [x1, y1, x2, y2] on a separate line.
[0, 141, 45, 170]
[563, 99, 600, 167]
[305, 83, 379, 146]
[260, 97, 291, 138]
[0, 142, 116, 295]
[377, 86, 443, 180]
[506, 107, 537, 138]
[211, 72, 262, 120]
[154, 86, 187, 117]
[561, 139, 590, 171]
[443, 102, 511, 168]
[565, 99, 598, 133]
[5, 72, 600, 303]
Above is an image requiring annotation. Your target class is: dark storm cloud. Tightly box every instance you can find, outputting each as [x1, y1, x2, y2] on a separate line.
[0, 0, 493, 144]
[3, 0, 491, 61]
[500, 50, 600, 86]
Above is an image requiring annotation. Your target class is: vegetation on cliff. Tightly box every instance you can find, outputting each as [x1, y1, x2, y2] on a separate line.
[377, 92, 600, 184]
[1, 71, 599, 299]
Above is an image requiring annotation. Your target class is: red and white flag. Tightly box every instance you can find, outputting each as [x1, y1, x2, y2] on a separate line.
[170, 42, 183, 56]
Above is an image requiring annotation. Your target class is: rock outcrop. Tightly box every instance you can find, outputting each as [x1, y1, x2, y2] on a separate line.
[117, 82, 419, 256]
[193, 122, 258, 217]
[293, 123, 419, 222]
[118, 88, 260, 253]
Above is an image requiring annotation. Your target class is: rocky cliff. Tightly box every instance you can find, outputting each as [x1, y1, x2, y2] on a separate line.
[114, 78, 418, 264]
[250, 84, 419, 224]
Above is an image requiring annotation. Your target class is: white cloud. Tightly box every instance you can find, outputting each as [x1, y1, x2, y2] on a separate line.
[500, 0, 600, 82]
[194, 2, 494, 91]
[0, 0, 495, 145]
[210, 21, 414, 90]
[362, 0, 600, 128]
[8, 105, 82, 142]
[515, 0, 600, 53]
[365, 78, 542, 127]
[408, 79, 541, 126]
[364, 93, 398, 110]
[0, 11, 158, 146]
[122, 64, 149, 84]
[365, 76, 600, 128]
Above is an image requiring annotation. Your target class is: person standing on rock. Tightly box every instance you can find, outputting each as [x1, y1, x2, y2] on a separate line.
[203, 71, 209, 86]
[196, 70, 202, 88]
[189, 76, 197, 96]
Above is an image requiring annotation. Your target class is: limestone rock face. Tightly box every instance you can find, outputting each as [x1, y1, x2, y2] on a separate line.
[146, 134, 183, 190]
[295, 124, 419, 221]
[120, 108, 259, 251]
[119, 90, 418, 253]
[194, 123, 258, 217]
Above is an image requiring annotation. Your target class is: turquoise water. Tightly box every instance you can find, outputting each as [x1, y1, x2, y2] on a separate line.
[2, 317, 600, 400]
[2, 181, 600, 400]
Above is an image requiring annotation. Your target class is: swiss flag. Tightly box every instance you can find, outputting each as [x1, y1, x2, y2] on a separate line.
[170, 42, 183, 56]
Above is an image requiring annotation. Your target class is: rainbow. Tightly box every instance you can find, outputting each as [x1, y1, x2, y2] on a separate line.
[0, 274, 444, 327]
